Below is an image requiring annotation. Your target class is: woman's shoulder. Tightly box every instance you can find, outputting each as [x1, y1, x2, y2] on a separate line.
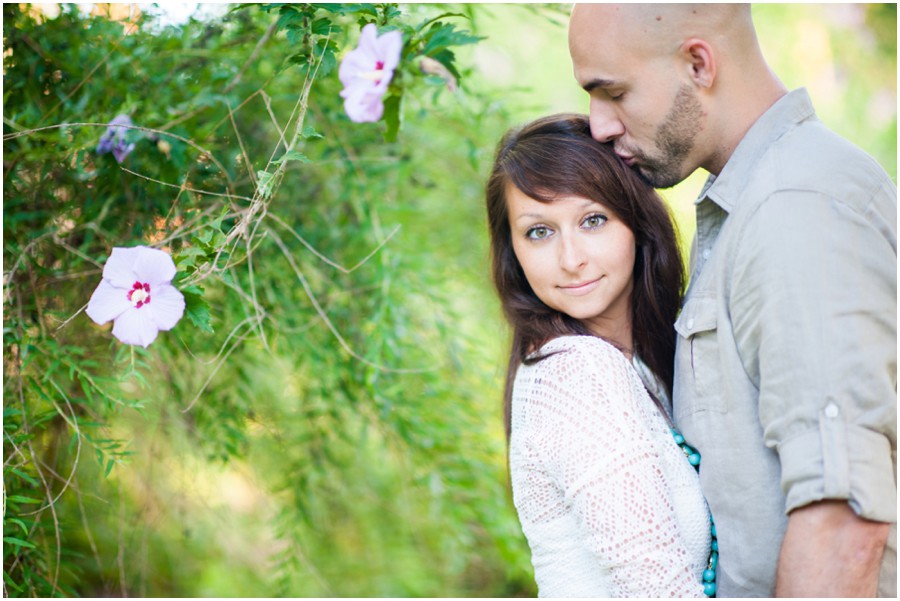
[528, 335, 630, 371]
[511, 335, 647, 447]
[516, 335, 636, 399]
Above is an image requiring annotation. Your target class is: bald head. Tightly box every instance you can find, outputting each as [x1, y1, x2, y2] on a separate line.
[570, 4, 755, 67]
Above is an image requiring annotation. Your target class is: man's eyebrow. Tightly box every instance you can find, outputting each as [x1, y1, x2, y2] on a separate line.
[582, 78, 618, 93]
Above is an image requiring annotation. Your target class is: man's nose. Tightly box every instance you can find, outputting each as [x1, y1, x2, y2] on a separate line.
[589, 98, 625, 143]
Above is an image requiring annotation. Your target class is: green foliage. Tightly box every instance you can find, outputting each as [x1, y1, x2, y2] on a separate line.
[3, 2, 530, 596]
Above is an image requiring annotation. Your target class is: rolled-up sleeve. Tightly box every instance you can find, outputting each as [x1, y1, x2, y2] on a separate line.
[730, 188, 897, 522]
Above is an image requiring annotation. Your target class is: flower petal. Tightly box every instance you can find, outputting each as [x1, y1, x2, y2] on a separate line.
[133, 246, 177, 285]
[376, 30, 403, 72]
[343, 92, 385, 123]
[147, 284, 185, 331]
[339, 49, 375, 87]
[111, 307, 159, 348]
[85, 279, 132, 325]
[356, 23, 380, 58]
[109, 114, 133, 127]
[102, 247, 143, 288]
[112, 142, 135, 163]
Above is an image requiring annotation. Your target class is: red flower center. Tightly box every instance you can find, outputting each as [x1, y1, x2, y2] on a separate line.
[127, 281, 151, 309]
[374, 60, 386, 85]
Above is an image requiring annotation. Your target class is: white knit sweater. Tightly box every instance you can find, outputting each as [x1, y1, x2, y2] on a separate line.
[509, 336, 710, 597]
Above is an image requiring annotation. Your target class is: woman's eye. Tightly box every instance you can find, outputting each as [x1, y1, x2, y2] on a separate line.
[526, 226, 552, 240]
[583, 214, 608, 229]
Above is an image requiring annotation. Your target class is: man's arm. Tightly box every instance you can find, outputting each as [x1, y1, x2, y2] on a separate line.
[775, 500, 891, 597]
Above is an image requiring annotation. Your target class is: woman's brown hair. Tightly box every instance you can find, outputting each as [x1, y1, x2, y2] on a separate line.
[485, 114, 684, 440]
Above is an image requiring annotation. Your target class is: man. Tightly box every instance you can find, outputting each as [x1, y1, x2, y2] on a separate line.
[569, 4, 896, 597]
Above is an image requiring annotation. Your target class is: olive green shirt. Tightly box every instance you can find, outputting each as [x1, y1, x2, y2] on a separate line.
[673, 88, 897, 597]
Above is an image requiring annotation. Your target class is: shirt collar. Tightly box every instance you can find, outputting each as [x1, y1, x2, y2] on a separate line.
[696, 88, 817, 212]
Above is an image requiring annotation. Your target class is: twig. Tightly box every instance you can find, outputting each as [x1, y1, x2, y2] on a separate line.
[268, 228, 433, 374]
[266, 213, 401, 275]
[224, 20, 279, 93]
[4, 123, 236, 195]
[181, 317, 257, 412]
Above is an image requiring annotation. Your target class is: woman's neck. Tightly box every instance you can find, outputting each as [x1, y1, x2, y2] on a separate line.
[584, 316, 633, 359]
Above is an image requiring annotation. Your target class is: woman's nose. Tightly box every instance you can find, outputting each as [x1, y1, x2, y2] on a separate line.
[558, 235, 587, 273]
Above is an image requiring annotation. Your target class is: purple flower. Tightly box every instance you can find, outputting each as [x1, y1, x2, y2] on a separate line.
[339, 24, 403, 123]
[96, 114, 136, 163]
[86, 246, 185, 348]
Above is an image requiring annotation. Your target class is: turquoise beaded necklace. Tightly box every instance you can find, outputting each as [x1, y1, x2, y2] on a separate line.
[670, 428, 718, 598]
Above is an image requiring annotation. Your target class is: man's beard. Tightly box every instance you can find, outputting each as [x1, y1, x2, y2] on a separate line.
[632, 85, 703, 189]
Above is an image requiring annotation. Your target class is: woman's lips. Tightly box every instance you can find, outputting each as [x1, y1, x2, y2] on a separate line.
[559, 278, 601, 296]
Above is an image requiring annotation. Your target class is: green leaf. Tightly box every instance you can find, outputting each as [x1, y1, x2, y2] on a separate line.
[182, 287, 214, 334]
[383, 94, 402, 143]
[11, 468, 39, 487]
[6, 518, 28, 534]
[6, 495, 41, 505]
[301, 126, 324, 140]
[174, 246, 207, 271]
[310, 17, 336, 36]
[256, 170, 275, 200]
[3, 536, 36, 550]
[423, 22, 483, 56]
[312, 38, 337, 77]
[273, 150, 312, 165]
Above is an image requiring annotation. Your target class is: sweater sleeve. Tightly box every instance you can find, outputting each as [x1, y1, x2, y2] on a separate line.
[514, 337, 704, 597]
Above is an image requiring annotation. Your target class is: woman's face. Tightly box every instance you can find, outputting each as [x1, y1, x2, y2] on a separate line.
[507, 184, 636, 341]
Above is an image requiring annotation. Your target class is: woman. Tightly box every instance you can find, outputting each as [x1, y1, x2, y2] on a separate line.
[485, 114, 716, 597]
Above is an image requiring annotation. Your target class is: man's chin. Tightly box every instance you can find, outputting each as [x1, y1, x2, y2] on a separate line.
[634, 164, 682, 189]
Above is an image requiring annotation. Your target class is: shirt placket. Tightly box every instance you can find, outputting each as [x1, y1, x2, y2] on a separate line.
[689, 198, 728, 292]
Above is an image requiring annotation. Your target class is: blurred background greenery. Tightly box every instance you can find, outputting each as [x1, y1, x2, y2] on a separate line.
[3, 3, 895, 597]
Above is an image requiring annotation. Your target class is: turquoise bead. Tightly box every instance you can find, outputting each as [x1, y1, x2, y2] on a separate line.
[703, 569, 716, 582]
[710, 551, 718, 568]
[704, 582, 717, 596]
[711, 524, 717, 537]
[674, 433, 685, 445]
[688, 453, 701, 466]
[711, 539, 718, 551]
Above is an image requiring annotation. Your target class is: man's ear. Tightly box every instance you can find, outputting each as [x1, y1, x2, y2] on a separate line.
[681, 38, 716, 88]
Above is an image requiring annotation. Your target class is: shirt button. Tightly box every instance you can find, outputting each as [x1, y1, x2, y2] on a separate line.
[824, 403, 840, 418]
[702, 248, 711, 260]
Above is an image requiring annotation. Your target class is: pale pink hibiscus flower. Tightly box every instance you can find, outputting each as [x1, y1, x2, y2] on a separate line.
[86, 246, 185, 348]
[339, 24, 403, 123]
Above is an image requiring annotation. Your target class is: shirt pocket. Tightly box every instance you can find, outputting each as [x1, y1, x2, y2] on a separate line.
[674, 295, 727, 416]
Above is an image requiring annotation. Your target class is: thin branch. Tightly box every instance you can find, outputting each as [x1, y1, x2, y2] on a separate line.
[118, 167, 253, 203]
[260, 91, 289, 152]
[181, 317, 257, 412]
[4, 123, 236, 194]
[266, 213, 401, 275]
[268, 228, 434, 374]
[15, 351, 62, 595]
[223, 20, 279, 93]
